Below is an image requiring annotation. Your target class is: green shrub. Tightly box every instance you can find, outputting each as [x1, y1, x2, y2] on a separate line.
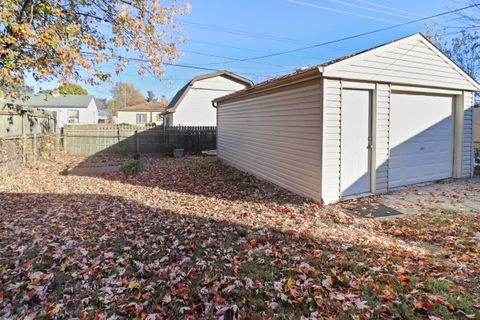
[442, 208, 457, 215]
[226, 175, 252, 189]
[122, 159, 144, 175]
[115, 145, 129, 157]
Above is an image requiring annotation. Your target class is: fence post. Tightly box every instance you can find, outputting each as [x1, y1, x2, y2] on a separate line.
[57, 131, 61, 157]
[21, 113, 26, 166]
[135, 130, 139, 154]
[33, 133, 37, 164]
[63, 127, 67, 155]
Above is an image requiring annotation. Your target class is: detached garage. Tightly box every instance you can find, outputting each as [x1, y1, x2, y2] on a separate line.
[213, 33, 480, 204]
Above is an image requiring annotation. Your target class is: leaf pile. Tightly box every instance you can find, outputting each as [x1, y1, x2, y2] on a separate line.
[0, 156, 479, 319]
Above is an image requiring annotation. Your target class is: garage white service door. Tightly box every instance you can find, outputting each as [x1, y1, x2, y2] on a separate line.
[389, 93, 454, 188]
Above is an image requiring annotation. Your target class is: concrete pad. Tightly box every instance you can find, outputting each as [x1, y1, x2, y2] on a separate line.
[377, 178, 480, 216]
[341, 198, 404, 218]
[337, 178, 480, 218]
[63, 157, 129, 176]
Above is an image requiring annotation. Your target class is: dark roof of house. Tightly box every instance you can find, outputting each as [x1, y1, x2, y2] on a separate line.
[11, 94, 95, 108]
[119, 101, 168, 112]
[164, 71, 253, 113]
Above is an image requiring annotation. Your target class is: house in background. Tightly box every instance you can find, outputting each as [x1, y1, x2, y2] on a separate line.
[116, 101, 168, 125]
[163, 71, 253, 126]
[98, 109, 113, 123]
[213, 33, 479, 204]
[18, 94, 98, 128]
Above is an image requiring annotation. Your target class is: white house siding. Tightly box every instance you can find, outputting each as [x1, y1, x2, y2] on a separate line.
[322, 37, 477, 91]
[217, 80, 323, 202]
[117, 111, 163, 125]
[172, 76, 249, 126]
[321, 79, 342, 204]
[43, 98, 98, 127]
[462, 91, 475, 178]
[375, 83, 390, 193]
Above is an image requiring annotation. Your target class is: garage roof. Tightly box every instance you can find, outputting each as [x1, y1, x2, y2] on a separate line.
[214, 33, 480, 105]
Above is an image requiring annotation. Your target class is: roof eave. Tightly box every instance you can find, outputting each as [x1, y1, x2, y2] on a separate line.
[165, 83, 193, 112]
[213, 67, 322, 106]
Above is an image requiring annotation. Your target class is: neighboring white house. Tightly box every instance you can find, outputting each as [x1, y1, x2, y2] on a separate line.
[213, 33, 480, 204]
[116, 101, 167, 125]
[18, 94, 98, 128]
[163, 71, 253, 126]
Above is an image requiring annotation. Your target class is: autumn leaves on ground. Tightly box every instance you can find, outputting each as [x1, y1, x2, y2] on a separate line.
[0, 157, 479, 319]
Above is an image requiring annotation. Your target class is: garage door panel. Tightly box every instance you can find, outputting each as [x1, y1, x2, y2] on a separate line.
[389, 93, 454, 188]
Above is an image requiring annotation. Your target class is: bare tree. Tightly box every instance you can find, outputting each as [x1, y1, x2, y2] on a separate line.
[425, 16, 480, 87]
[108, 82, 145, 115]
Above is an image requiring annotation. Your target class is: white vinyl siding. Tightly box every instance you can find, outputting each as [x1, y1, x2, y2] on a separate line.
[321, 79, 342, 203]
[462, 91, 475, 178]
[217, 80, 323, 201]
[323, 37, 478, 91]
[117, 111, 164, 125]
[375, 83, 390, 192]
[172, 76, 249, 126]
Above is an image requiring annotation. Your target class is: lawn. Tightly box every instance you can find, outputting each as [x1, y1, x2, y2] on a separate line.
[0, 156, 479, 319]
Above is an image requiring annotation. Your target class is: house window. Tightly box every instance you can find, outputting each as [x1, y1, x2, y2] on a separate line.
[156, 113, 162, 121]
[136, 113, 147, 124]
[67, 110, 79, 124]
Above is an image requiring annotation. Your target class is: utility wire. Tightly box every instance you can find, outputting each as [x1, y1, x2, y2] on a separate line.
[93, 57, 290, 77]
[287, 0, 403, 24]
[181, 49, 289, 68]
[354, 0, 430, 19]
[225, 3, 480, 63]
[178, 20, 310, 45]
[187, 39, 322, 63]
[80, 51, 289, 78]
[321, 0, 422, 20]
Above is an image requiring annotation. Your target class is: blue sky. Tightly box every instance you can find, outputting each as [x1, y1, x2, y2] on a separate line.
[27, 0, 468, 100]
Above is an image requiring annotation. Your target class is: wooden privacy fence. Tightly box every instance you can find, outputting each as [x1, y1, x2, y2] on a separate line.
[0, 103, 59, 175]
[63, 124, 217, 156]
[1, 103, 56, 137]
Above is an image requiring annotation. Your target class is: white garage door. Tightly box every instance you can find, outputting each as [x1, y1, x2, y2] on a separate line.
[389, 93, 454, 188]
